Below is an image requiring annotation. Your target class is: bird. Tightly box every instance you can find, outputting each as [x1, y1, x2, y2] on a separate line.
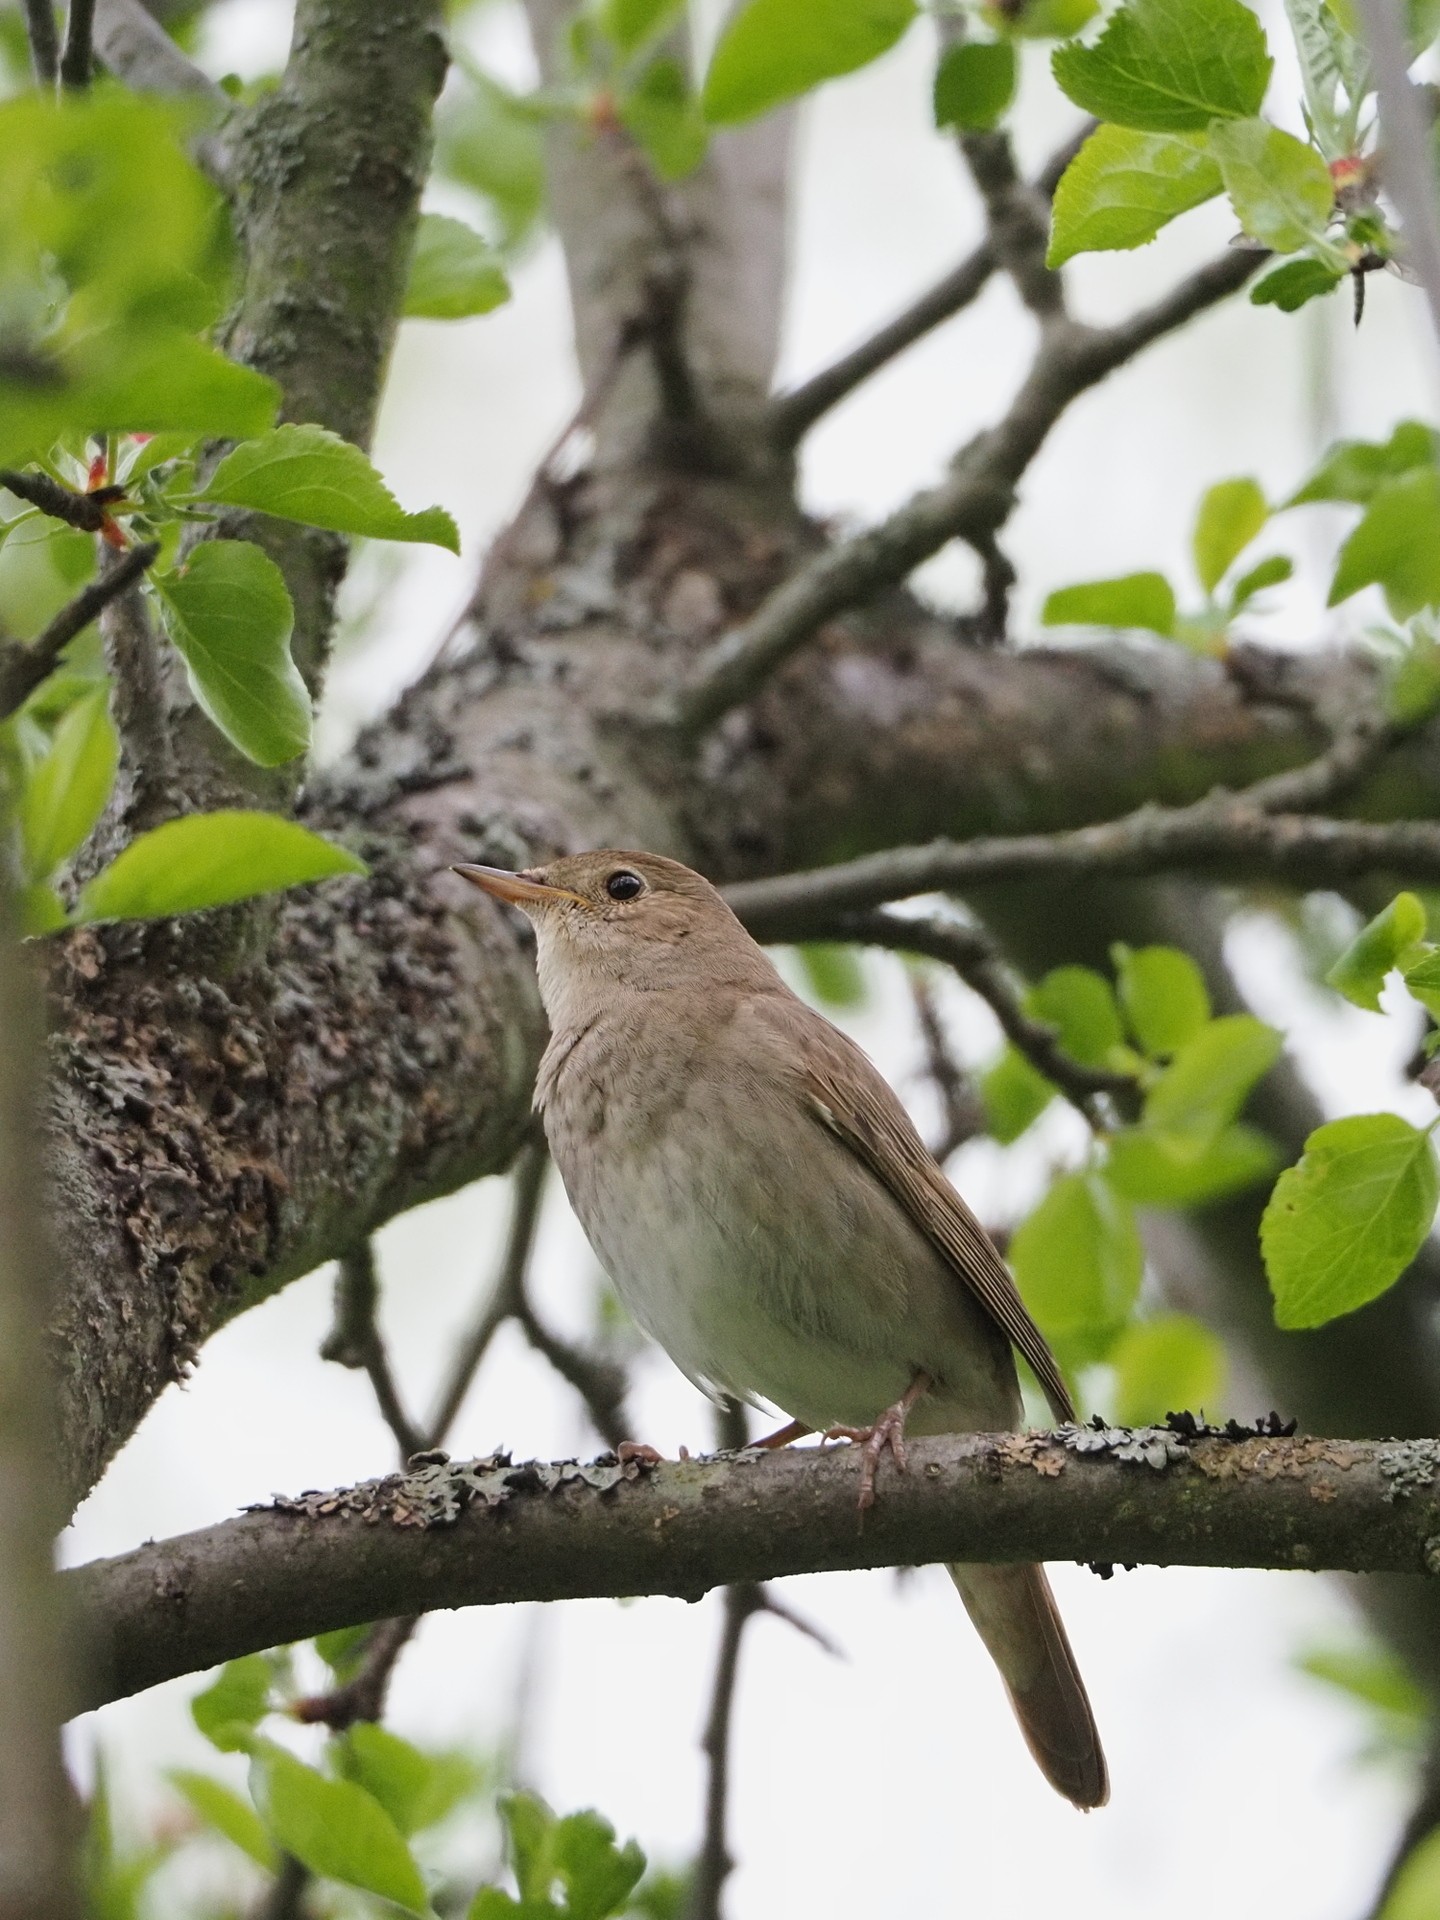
[454, 848, 1108, 1809]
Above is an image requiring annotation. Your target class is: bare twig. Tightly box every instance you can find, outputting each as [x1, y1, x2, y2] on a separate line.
[59, 0, 96, 89]
[66, 1428, 1440, 1715]
[0, 868, 81, 1919]
[249, 1854, 313, 1920]
[1354, 0, 1440, 350]
[0, 541, 159, 722]
[293, 1615, 419, 1732]
[0, 469, 114, 533]
[22, 0, 60, 84]
[956, 127, 1063, 320]
[322, 1244, 426, 1462]
[836, 909, 1135, 1125]
[672, 250, 1261, 737]
[766, 125, 1091, 449]
[685, 1583, 765, 1920]
[908, 970, 987, 1160]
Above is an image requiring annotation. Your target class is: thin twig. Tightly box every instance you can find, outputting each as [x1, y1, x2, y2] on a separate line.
[513, 1303, 632, 1453]
[249, 1853, 312, 1920]
[91, 0, 224, 100]
[59, 0, 96, 88]
[766, 125, 1091, 449]
[839, 909, 1136, 1125]
[685, 1584, 765, 1920]
[22, 0, 60, 84]
[955, 126, 1064, 320]
[321, 1244, 426, 1462]
[0, 542, 159, 722]
[0, 469, 114, 533]
[672, 249, 1261, 737]
[1354, 0, 1440, 350]
[292, 1616, 419, 1732]
[908, 969, 986, 1160]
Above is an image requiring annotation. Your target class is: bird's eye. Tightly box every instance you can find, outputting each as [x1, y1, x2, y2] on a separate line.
[605, 870, 644, 901]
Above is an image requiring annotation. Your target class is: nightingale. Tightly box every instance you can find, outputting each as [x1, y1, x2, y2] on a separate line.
[455, 849, 1108, 1809]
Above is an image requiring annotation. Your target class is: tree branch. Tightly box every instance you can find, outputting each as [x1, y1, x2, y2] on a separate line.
[92, 0, 222, 99]
[765, 124, 1091, 449]
[670, 250, 1261, 738]
[0, 541, 158, 723]
[59, 0, 96, 90]
[1354, 0, 1440, 349]
[321, 1244, 425, 1462]
[22, 0, 59, 85]
[66, 1428, 1440, 1715]
[685, 1582, 764, 1920]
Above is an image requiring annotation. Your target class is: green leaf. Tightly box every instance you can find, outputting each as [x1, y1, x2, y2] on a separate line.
[76, 811, 366, 925]
[619, 58, 709, 180]
[1104, 1121, 1279, 1205]
[980, 1045, 1054, 1142]
[933, 41, 1017, 131]
[168, 1771, 278, 1871]
[1329, 468, 1440, 619]
[198, 425, 460, 554]
[1110, 1312, 1225, 1424]
[1040, 570, 1175, 636]
[1112, 943, 1210, 1056]
[1402, 948, 1440, 1020]
[1262, 1113, 1439, 1329]
[1290, 422, 1440, 505]
[1381, 1830, 1440, 1920]
[1191, 477, 1266, 594]
[1046, 125, 1221, 266]
[253, 1747, 429, 1915]
[598, 0, 684, 55]
[1027, 965, 1124, 1067]
[313, 1626, 371, 1683]
[17, 688, 117, 882]
[794, 942, 867, 1008]
[1208, 118, 1335, 252]
[191, 1656, 272, 1754]
[1143, 1013, 1281, 1139]
[552, 1810, 646, 1920]
[405, 214, 511, 321]
[1299, 1640, 1428, 1732]
[1228, 552, 1293, 610]
[19, 882, 68, 937]
[1387, 624, 1440, 725]
[1283, 0, 1365, 151]
[156, 541, 309, 768]
[1248, 256, 1344, 311]
[434, 68, 546, 251]
[334, 1725, 435, 1838]
[1050, 0, 1271, 132]
[701, 0, 918, 125]
[1011, 1171, 1144, 1362]
[1325, 892, 1428, 1010]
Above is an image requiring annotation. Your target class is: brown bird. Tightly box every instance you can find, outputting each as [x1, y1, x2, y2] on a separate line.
[455, 849, 1108, 1809]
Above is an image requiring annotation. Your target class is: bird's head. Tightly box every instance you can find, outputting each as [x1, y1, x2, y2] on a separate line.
[453, 850, 776, 1021]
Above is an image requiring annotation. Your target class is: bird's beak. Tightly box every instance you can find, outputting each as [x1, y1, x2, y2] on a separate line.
[451, 864, 589, 909]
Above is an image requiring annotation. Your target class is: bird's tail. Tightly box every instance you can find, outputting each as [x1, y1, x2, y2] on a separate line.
[948, 1561, 1109, 1809]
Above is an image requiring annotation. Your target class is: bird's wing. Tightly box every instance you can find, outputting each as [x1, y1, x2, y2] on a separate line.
[790, 1009, 1074, 1425]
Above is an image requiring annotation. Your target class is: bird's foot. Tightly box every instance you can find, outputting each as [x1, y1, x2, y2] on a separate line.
[823, 1371, 932, 1511]
[754, 1418, 813, 1450]
[616, 1441, 664, 1467]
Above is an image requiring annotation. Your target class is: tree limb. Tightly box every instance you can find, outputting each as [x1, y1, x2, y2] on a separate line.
[670, 250, 1262, 737]
[66, 1429, 1440, 1715]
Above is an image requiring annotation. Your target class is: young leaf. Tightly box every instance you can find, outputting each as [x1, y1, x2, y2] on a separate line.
[1402, 949, 1440, 1020]
[405, 214, 511, 320]
[1040, 571, 1175, 636]
[156, 541, 310, 768]
[1326, 893, 1428, 1010]
[17, 688, 118, 883]
[933, 41, 1017, 132]
[168, 1771, 278, 1871]
[198, 424, 461, 554]
[1112, 943, 1210, 1056]
[1329, 469, 1440, 619]
[619, 58, 709, 181]
[701, 0, 917, 125]
[1387, 625, 1440, 726]
[1248, 257, 1344, 312]
[191, 1656, 272, 1753]
[1011, 1171, 1144, 1362]
[1290, 422, 1439, 505]
[1191, 477, 1266, 595]
[434, 68, 546, 251]
[1143, 1014, 1280, 1139]
[1027, 965, 1124, 1067]
[794, 943, 867, 1009]
[76, 811, 366, 924]
[1104, 1121, 1279, 1205]
[1261, 1113, 1439, 1328]
[253, 1747, 430, 1915]
[1046, 125, 1221, 266]
[1228, 553, 1293, 611]
[980, 1045, 1054, 1143]
[1110, 1312, 1225, 1425]
[552, 1809, 646, 1920]
[1208, 119, 1335, 252]
[1378, 1825, 1440, 1920]
[335, 1724, 435, 1838]
[598, 0, 684, 56]
[1050, 0, 1271, 132]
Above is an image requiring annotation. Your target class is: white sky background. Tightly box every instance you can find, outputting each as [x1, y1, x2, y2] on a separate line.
[60, 1, 1440, 1913]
